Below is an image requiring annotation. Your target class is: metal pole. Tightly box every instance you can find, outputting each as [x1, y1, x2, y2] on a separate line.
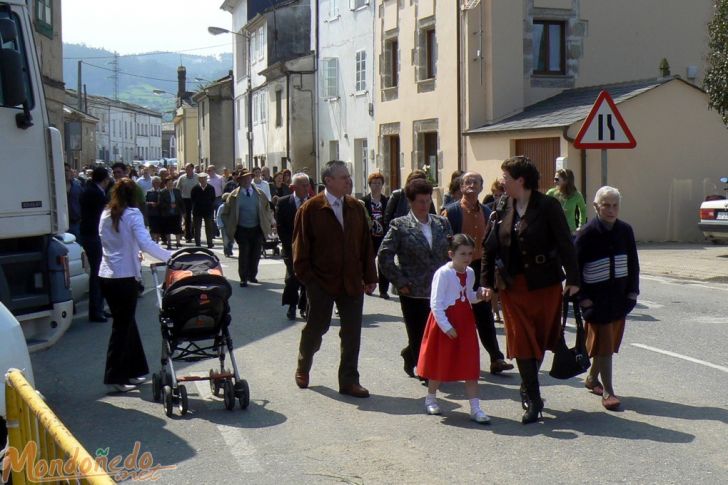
[77, 61, 82, 112]
[601, 148, 608, 186]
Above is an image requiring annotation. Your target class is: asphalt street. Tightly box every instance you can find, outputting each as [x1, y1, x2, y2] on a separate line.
[30, 248, 728, 484]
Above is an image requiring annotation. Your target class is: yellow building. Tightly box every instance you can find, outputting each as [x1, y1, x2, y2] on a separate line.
[33, 0, 64, 139]
[174, 103, 199, 167]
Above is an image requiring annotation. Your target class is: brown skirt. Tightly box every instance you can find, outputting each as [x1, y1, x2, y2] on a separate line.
[500, 274, 563, 360]
[585, 319, 625, 357]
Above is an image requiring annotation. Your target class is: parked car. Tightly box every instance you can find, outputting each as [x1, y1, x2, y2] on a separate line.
[56, 233, 89, 303]
[0, 301, 34, 480]
[699, 177, 728, 244]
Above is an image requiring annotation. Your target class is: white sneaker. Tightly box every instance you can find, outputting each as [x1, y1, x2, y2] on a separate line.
[425, 403, 441, 415]
[470, 409, 491, 424]
[107, 384, 138, 393]
[129, 376, 148, 385]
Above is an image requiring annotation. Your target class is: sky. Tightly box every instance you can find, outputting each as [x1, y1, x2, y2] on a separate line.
[62, 0, 234, 56]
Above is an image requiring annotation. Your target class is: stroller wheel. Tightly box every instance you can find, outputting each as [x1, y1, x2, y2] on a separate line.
[209, 369, 222, 397]
[223, 380, 235, 411]
[152, 372, 161, 402]
[235, 380, 250, 410]
[162, 385, 174, 417]
[178, 385, 189, 416]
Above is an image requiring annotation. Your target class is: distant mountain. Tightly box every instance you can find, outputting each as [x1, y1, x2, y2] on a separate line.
[63, 43, 233, 118]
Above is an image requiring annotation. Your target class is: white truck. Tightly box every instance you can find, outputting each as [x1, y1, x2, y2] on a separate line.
[0, 0, 74, 352]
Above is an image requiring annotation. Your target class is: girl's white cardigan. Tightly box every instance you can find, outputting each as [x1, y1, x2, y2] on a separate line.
[430, 263, 480, 333]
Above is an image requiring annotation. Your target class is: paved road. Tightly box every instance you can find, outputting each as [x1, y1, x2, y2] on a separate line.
[30, 249, 728, 484]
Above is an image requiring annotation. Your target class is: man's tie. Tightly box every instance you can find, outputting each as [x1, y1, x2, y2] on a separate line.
[333, 199, 344, 228]
[246, 188, 251, 197]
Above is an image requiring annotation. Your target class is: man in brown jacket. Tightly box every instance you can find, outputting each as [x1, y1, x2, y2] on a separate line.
[293, 161, 377, 398]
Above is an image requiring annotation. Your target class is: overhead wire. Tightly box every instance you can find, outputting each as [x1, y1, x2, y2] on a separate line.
[62, 43, 232, 60]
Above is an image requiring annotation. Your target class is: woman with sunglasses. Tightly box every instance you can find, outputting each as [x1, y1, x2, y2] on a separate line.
[546, 168, 588, 236]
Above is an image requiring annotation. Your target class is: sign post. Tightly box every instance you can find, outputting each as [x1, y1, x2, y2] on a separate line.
[573, 90, 636, 186]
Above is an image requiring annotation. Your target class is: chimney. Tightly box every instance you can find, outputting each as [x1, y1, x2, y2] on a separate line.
[177, 65, 187, 100]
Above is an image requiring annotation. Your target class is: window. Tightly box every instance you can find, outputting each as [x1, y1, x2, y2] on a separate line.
[322, 58, 339, 98]
[252, 93, 259, 124]
[275, 90, 282, 127]
[256, 26, 266, 61]
[235, 31, 248, 79]
[425, 29, 436, 79]
[250, 31, 258, 63]
[352, 0, 368, 9]
[329, 140, 339, 161]
[384, 39, 398, 88]
[329, 0, 338, 18]
[201, 101, 205, 129]
[533, 20, 565, 74]
[423, 132, 438, 184]
[355, 50, 366, 92]
[35, 0, 52, 38]
[260, 91, 267, 123]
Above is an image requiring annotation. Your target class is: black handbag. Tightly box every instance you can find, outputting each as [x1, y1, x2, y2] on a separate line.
[549, 296, 591, 379]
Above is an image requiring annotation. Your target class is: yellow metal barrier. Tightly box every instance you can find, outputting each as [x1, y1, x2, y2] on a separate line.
[4, 369, 115, 484]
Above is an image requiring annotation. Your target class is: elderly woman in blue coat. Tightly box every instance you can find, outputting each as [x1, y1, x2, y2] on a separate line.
[575, 186, 639, 411]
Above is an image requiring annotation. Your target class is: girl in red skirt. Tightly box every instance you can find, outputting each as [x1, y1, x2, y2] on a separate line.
[417, 234, 491, 424]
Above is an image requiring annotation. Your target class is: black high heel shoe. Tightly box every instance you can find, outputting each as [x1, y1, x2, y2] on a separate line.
[522, 396, 544, 424]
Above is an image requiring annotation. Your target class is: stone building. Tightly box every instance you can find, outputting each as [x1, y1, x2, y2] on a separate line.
[33, 0, 64, 140]
[193, 73, 234, 169]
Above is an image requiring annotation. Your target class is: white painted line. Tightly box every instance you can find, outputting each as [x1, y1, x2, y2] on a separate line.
[641, 274, 728, 292]
[192, 381, 263, 473]
[632, 343, 728, 373]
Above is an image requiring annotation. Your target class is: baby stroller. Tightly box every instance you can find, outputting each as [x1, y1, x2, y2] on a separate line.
[150, 248, 250, 417]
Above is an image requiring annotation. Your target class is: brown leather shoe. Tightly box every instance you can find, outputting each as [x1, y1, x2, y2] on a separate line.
[339, 383, 370, 398]
[295, 371, 309, 389]
[490, 359, 515, 374]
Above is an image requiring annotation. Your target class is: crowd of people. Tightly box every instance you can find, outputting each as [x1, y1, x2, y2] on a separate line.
[64, 156, 638, 423]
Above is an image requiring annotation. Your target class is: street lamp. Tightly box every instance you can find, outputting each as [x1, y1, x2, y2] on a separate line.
[208, 25, 253, 169]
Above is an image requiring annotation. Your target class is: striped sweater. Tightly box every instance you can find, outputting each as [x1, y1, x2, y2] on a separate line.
[574, 217, 640, 323]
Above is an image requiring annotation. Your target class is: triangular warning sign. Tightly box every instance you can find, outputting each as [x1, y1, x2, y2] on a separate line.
[573, 90, 637, 149]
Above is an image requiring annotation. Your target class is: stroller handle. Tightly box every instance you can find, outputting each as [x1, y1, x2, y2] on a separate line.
[169, 247, 220, 262]
[149, 262, 166, 309]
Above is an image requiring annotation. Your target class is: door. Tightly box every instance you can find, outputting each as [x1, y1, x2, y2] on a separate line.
[514, 137, 560, 191]
[387, 135, 401, 191]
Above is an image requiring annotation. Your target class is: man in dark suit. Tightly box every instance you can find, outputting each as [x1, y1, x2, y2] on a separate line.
[276, 173, 310, 320]
[190, 172, 217, 248]
[80, 166, 112, 322]
[293, 161, 377, 398]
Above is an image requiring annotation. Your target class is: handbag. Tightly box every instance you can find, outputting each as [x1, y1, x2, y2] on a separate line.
[549, 296, 591, 379]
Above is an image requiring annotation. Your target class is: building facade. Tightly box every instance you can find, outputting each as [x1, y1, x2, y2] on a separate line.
[193, 73, 235, 168]
[374, 0, 457, 199]
[62, 104, 98, 168]
[222, 0, 315, 173]
[78, 93, 162, 164]
[33, 0, 64, 139]
[161, 122, 176, 159]
[317, 0, 376, 195]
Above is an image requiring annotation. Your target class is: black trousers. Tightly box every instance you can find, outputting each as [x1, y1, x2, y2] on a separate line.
[470, 259, 505, 362]
[182, 198, 193, 240]
[282, 251, 307, 310]
[100, 277, 149, 385]
[234, 225, 263, 281]
[193, 212, 215, 247]
[399, 295, 431, 369]
[81, 236, 104, 318]
[298, 280, 363, 387]
[372, 236, 390, 295]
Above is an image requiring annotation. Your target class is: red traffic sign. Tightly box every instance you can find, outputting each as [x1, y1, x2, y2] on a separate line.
[573, 90, 636, 149]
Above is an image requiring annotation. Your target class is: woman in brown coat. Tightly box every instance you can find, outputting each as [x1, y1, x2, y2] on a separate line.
[481, 156, 579, 424]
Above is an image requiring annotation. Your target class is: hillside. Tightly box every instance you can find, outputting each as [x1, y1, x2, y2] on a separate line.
[63, 43, 233, 118]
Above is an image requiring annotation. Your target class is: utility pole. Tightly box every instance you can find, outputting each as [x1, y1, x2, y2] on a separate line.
[77, 61, 82, 111]
[111, 52, 120, 101]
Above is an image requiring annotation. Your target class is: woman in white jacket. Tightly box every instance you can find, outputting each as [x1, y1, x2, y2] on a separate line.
[99, 178, 172, 392]
[417, 234, 491, 424]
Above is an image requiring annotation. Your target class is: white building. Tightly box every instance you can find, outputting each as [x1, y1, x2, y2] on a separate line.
[222, 0, 315, 173]
[317, 0, 375, 195]
[83, 94, 163, 163]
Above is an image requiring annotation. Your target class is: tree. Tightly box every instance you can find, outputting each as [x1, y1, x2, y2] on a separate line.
[704, 0, 728, 126]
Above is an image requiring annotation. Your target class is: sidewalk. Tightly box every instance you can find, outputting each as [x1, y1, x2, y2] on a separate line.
[637, 242, 728, 283]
